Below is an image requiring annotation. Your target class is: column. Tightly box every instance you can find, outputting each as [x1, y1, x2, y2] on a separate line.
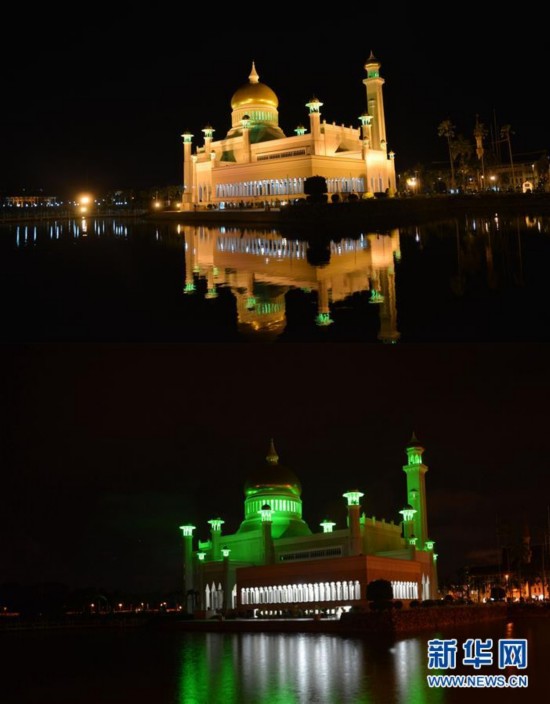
[208, 518, 225, 561]
[179, 524, 196, 604]
[259, 504, 274, 565]
[306, 98, 324, 156]
[343, 491, 365, 556]
[182, 132, 194, 211]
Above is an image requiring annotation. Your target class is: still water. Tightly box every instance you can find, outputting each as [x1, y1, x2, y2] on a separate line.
[1, 216, 549, 342]
[2, 619, 548, 703]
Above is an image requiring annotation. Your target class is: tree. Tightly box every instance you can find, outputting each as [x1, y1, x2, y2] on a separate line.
[473, 117, 488, 186]
[304, 176, 328, 204]
[450, 135, 473, 188]
[438, 120, 456, 189]
[366, 579, 394, 602]
[500, 125, 516, 189]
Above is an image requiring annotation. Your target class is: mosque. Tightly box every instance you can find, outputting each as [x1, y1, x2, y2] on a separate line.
[181, 54, 397, 209]
[179, 435, 438, 615]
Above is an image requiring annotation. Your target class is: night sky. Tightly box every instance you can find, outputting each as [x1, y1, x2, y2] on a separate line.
[2, 344, 549, 593]
[1, 14, 547, 196]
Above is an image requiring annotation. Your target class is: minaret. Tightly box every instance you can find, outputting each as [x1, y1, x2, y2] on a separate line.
[363, 52, 387, 152]
[202, 125, 215, 154]
[403, 433, 429, 549]
[208, 517, 225, 561]
[306, 97, 324, 156]
[343, 490, 365, 556]
[182, 132, 194, 210]
[179, 524, 196, 600]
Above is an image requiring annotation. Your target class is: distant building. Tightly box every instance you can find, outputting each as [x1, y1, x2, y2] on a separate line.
[181, 55, 397, 209]
[4, 195, 58, 208]
[465, 524, 550, 602]
[179, 435, 438, 615]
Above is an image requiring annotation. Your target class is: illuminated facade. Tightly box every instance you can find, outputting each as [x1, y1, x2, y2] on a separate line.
[181, 55, 396, 209]
[180, 436, 438, 615]
[182, 225, 401, 341]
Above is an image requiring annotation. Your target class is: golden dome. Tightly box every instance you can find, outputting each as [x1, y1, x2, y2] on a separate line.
[231, 62, 279, 110]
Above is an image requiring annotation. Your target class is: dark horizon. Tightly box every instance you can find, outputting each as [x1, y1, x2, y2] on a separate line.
[2, 344, 549, 594]
[1, 16, 547, 196]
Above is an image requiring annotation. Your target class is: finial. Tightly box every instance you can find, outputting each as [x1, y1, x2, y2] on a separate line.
[266, 438, 279, 464]
[368, 50, 377, 62]
[410, 431, 419, 446]
[249, 61, 260, 84]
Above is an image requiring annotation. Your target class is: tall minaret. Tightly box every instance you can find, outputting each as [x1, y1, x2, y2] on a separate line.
[363, 52, 387, 152]
[403, 433, 429, 549]
[182, 132, 194, 210]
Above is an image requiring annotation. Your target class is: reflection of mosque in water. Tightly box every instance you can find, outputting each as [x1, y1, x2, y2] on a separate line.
[181, 226, 401, 342]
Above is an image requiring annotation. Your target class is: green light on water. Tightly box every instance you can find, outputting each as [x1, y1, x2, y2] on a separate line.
[369, 290, 384, 305]
[316, 313, 334, 327]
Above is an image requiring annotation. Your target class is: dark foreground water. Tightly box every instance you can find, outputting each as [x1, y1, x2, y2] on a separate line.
[2, 619, 548, 703]
[1, 215, 549, 342]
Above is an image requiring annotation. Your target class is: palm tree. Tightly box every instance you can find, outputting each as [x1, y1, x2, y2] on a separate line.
[473, 117, 488, 186]
[438, 120, 456, 189]
[501, 125, 516, 189]
[451, 135, 473, 188]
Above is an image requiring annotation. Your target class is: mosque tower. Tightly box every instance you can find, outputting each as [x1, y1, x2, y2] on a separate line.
[364, 52, 388, 153]
[403, 433, 430, 549]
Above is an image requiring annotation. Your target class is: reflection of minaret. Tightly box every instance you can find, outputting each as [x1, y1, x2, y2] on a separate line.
[205, 267, 218, 299]
[316, 279, 334, 327]
[184, 227, 197, 294]
[377, 265, 400, 344]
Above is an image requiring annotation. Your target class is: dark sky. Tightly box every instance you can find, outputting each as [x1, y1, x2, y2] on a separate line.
[1, 344, 549, 593]
[1, 16, 547, 196]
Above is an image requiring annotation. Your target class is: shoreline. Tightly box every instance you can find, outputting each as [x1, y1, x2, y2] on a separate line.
[1, 195, 549, 231]
[0, 604, 521, 636]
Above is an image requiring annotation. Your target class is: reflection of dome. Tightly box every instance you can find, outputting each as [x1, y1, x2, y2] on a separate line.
[231, 62, 279, 110]
[244, 439, 302, 497]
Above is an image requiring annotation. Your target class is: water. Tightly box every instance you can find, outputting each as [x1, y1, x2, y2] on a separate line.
[2, 619, 548, 703]
[1, 216, 549, 342]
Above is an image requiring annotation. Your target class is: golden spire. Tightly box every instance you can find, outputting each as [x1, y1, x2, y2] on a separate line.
[249, 61, 260, 84]
[266, 438, 279, 464]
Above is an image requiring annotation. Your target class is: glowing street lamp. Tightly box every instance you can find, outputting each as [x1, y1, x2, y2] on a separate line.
[77, 194, 93, 215]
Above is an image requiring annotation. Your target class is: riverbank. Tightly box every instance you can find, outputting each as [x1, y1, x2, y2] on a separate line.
[153, 193, 550, 234]
[0, 210, 147, 224]
[1, 604, 518, 635]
